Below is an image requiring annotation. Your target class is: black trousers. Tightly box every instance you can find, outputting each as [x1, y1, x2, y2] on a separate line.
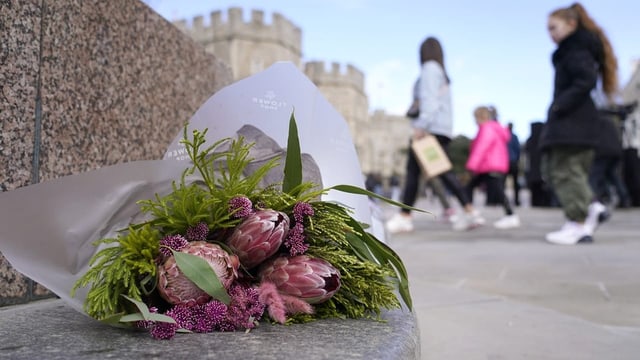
[466, 173, 513, 216]
[590, 155, 629, 204]
[401, 135, 471, 213]
[508, 161, 521, 206]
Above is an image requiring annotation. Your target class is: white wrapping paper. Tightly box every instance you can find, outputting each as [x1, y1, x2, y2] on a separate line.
[0, 62, 375, 314]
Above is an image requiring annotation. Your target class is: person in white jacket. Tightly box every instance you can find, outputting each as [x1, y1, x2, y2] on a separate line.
[386, 37, 484, 233]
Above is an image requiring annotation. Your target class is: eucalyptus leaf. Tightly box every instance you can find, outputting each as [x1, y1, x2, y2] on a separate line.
[100, 313, 132, 328]
[172, 250, 231, 305]
[120, 312, 177, 324]
[122, 294, 151, 320]
[283, 112, 303, 195]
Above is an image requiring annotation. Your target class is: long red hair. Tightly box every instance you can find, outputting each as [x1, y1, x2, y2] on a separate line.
[550, 2, 618, 100]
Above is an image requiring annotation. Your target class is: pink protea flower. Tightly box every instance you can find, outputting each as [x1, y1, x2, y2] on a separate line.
[157, 241, 239, 306]
[226, 209, 290, 269]
[258, 255, 341, 304]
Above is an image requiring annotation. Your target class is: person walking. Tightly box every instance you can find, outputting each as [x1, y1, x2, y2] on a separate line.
[405, 77, 457, 222]
[540, 2, 618, 245]
[386, 37, 483, 233]
[466, 106, 521, 229]
[589, 114, 630, 208]
[507, 122, 522, 206]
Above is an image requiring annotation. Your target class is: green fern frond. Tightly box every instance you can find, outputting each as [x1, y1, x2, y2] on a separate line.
[71, 224, 160, 319]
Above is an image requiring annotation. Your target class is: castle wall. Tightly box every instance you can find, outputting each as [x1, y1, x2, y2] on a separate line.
[175, 8, 302, 79]
[303, 61, 369, 166]
[367, 110, 411, 177]
[174, 8, 406, 180]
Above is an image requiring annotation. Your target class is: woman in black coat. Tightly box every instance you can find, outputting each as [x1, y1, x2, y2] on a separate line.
[540, 2, 618, 245]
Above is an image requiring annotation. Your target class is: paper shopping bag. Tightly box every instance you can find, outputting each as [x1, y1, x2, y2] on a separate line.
[411, 134, 452, 178]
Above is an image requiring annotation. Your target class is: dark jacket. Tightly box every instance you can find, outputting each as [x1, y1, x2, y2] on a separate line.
[595, 114, 623, 158]
[539, 28, 604, 150]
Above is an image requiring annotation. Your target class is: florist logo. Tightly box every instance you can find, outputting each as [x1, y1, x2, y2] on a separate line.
[252, 90, 287, 111]
[166, 146, 190, 161]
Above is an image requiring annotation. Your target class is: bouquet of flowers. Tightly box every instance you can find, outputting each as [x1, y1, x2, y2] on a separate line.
[70, 114, 412, 339]
[0, 62, 418, 340]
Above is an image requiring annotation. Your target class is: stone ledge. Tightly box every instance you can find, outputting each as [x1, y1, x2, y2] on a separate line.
[0, 299, 420, 360]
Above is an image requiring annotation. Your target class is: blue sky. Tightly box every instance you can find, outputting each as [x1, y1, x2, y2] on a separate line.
[143, 0, 639, 141]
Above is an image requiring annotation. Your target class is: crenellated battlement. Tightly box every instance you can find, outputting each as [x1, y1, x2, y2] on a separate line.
[304, 61, 365, 94]
[173, 7, 302, 55]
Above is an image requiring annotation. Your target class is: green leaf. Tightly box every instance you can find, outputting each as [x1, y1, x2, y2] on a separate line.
[329, 184, 430, 214]
[119, 312, 177, 324]
[283, 112, 303, 195]
[122, 294, 151, 320]
[100, 313, 132, 328]
[172, 250, 231, 305]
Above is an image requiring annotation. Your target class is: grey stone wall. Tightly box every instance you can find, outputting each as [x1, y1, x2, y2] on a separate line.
[0, 0, 233, 306]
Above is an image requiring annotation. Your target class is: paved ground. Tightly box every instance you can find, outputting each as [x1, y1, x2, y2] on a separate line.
[381, 195, 640, 360]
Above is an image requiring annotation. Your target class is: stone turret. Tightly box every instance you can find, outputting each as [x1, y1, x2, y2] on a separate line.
[303, 61, 365, 96]
[303, 61, 369, 162]
[174, 8, 302, 79]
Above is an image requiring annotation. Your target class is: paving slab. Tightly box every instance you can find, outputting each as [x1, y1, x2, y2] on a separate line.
[384, 198, 640, 360]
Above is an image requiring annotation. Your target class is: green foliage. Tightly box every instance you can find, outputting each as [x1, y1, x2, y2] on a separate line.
[283, 113, 303, 195]
[71, 224, 160, 319]
[73, 112, 415, 326]
[139, 129, 284, 235]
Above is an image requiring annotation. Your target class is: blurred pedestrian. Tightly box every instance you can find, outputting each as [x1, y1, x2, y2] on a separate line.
[507, 122, 522, 206]
[404, 77, 457, 221]
[590, 111, 630, 208]
[540, 2, 618, 245]
[466, 106, 520, 229]
[386, 37, 483, 233]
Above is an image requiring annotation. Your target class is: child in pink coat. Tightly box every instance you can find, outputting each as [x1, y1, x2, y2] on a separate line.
[466, 106, 520, 229]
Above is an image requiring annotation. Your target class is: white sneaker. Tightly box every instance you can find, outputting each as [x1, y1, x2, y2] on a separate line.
[493, 214, 521, 229]
[545, 222, 592, 245]
[452, 211, 484, 231]
[441, 208, 457, 223]
[471, 210, 485, 225]
[386, 213, 414, 234]
[584, 201, 609, 235]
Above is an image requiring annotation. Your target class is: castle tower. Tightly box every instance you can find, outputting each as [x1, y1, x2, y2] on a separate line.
[174, 8, 395, 178]
[304, 61, 370, 170]
[367, 110, 411, 177]
[174, 8, 302, 79]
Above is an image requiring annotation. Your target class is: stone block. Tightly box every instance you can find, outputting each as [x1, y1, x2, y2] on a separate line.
[0, 0, 233, 306]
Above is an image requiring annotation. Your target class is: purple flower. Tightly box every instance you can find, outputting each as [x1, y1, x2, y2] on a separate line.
[157, 241, 239, 306]
[284, 223, 309, 256]
[224, 284, 265, 330]
[150, 321, 178, 340]
[283, 202, 314, 256]
[258, 255, 341, 304]
[186, 222, 209, 241]
[201, 300, 227, 332]
[228, 196, 254, 218]
[226, 210, 290, 269]
[159, 234, 189, 258]
[166, 304, 193, 330]
[293, 202, 314, 222]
